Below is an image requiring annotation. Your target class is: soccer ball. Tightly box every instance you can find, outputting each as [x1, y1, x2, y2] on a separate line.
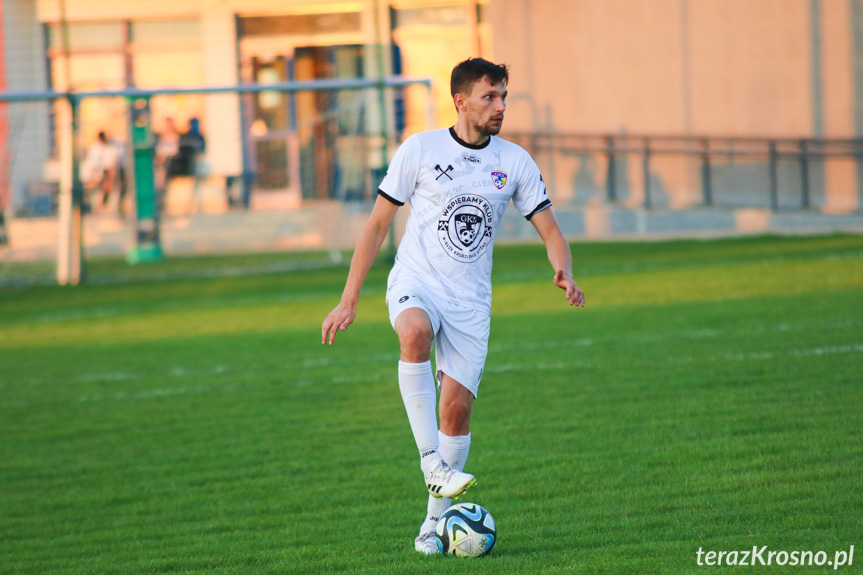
[434, 502, 496, 557]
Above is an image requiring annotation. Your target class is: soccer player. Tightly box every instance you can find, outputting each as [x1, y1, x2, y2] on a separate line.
[321, 57, 585, 554]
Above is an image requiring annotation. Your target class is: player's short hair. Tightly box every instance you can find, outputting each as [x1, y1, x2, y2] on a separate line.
[450, 58, 509, 97]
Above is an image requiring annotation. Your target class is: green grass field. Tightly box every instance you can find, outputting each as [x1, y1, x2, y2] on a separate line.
[1, 235, 862, 574]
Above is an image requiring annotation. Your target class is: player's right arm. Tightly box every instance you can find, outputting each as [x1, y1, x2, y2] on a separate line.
[321, 194, 400, 345]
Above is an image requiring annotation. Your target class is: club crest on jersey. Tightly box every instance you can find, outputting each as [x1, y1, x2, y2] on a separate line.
[437, 194, 494, 262]
[491, 170, 508, 189]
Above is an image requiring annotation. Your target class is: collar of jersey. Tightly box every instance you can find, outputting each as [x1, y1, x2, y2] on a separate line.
[449, 126, 492, 150]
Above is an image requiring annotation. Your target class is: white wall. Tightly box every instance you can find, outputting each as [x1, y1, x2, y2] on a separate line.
[201, 7, 242, 175]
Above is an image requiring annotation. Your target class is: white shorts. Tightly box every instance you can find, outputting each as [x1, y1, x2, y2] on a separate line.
[386, 277, 490, 398]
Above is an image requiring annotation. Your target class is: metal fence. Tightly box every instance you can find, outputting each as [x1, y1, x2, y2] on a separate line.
[3, 80, 863, 288]
[508, 133, 863, 213]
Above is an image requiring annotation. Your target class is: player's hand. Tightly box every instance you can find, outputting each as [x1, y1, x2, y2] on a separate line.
[553, 270, 585, 307]
[321, 300, 357, 345]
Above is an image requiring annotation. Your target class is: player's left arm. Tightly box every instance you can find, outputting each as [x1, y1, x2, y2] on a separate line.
[529, 208, 586, 307]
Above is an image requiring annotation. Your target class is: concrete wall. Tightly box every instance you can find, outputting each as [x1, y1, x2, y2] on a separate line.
[489, 0, 862, 213]
[489, 0, 855, 138]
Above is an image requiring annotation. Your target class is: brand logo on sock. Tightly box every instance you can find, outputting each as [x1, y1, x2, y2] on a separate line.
[399, 296, 410, 303]
[421, 449, 437, 458]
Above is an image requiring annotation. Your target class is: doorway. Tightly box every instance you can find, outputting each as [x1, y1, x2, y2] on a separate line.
[238, 13, 366, 201]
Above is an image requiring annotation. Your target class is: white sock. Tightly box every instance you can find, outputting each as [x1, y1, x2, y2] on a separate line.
[419, 431, 471, 535]
[398, 360, 441, 474]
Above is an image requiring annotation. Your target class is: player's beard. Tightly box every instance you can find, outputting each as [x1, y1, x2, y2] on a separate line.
[467, 103, 504, 137]
[472, 115, 503, 137]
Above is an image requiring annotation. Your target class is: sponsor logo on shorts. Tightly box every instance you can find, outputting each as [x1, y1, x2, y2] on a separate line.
[399, 296, 410, 303]
[437, 194, 494, 262]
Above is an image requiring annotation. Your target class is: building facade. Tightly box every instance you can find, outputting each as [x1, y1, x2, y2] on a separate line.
[490, 0, 863, 212]
[2, 0, 861, 214]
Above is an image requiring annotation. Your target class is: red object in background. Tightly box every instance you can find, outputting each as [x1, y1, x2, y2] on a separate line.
[0, 0, 8, 211]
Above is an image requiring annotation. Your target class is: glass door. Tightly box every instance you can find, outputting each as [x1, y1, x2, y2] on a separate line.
[237, 12, 365, 200]
[294, 44, 364, 200]
[249, 55, 291, 191]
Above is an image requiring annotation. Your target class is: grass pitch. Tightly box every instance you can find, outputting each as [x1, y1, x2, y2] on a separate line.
[1, 235, 861, 574]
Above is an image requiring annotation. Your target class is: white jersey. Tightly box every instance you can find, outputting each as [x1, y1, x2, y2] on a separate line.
[379, 127, 551, 315]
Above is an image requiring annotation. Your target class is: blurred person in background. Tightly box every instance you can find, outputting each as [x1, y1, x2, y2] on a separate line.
[163, 117, 207, 214]
[154, 117, 180, 212]
[83, 131, 120, 214]
[112, 136, 128, 218]
[182, 118, 209, 214]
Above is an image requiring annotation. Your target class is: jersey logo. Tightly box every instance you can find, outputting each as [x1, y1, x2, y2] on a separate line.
[398, 296, 409, 303]
[434, 164, 454, 181]
[491, 170, 508, 189]
[437, 194, 494, 262]
[455, 213, 481, 246]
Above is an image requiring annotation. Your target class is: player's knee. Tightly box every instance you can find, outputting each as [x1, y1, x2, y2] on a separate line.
[397, 323, 433, 359]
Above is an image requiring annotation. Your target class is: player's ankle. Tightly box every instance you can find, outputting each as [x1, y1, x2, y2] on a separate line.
[420, 449, 443, 474]
[419, 514, 439, 537]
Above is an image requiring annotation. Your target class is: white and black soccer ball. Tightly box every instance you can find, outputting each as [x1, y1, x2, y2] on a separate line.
[434, 502, 496, 557]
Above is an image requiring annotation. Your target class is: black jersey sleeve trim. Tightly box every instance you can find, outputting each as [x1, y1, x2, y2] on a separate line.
[378, 189, 405, 206]
[525, 199, 552, 221]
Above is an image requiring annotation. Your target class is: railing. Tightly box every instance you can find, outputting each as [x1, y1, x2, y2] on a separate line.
[506, 133, 863, 212]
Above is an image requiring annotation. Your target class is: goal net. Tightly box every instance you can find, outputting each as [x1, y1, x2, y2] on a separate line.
[0, 78, 435, 286]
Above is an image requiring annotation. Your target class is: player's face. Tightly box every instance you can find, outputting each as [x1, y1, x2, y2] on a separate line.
[464, 77, 507, 137]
